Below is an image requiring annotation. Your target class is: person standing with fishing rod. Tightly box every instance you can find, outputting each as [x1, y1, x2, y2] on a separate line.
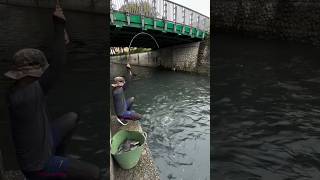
[4, 2, 100, 180]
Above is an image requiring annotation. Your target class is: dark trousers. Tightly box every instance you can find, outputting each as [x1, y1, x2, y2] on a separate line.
[24, 112, 100, 180]
[118, 97, 142, 120]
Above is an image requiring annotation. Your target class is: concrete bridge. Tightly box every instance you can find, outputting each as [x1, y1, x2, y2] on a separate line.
[110, 0, 210, 48]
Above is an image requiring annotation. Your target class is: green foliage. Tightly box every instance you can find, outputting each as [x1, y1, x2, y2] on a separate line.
[110, 47, 151, 56]
[119, 1, 156, 17]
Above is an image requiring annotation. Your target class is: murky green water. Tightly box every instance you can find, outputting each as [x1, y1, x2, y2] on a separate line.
[111, 63, 210, 180]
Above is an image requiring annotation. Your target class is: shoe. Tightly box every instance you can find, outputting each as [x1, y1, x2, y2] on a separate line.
[116, 117, 128, 126]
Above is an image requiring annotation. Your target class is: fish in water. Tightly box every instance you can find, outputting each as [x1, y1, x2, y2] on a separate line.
[117, 139, 141, 154]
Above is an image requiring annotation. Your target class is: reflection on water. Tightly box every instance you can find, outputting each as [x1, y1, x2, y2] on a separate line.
[0, 4, 107, 177]
[213, 33, 320, 180]
[111, 63, 210, 180]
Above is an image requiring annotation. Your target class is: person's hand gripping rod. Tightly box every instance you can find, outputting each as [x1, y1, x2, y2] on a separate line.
[54, 0, 70, 45]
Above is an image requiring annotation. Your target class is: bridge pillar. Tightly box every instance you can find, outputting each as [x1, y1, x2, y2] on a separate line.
[158, 42, 200, 72]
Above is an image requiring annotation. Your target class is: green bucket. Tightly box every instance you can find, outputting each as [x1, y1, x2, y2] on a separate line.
[110, 130, 146, 169]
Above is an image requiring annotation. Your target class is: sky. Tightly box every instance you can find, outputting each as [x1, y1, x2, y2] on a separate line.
[170, 0, 210, 17]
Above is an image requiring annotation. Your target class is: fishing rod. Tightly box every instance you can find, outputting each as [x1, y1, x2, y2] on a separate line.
[127, 32, 160, 59]
[126, 32, 160, 73]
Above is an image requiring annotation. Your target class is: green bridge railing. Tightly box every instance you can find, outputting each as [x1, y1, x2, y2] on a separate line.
[110, 0, 210, 39]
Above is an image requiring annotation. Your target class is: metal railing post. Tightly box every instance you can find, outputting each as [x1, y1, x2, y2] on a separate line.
[110, 0, 114, 24]
[124, 0, 128, 12]
[163, 1, 167, 31]
[182, 7, 185, 34]
[110, 11, 114, 24]
[204, 19, 206, 30]
[163, 1, 167, 19]
[152, 0, 156, 17]
[173, 4, 177, 32]
[190, 12, 193, 36]
[141, 1, 145, 30]
[197, 15, 200, 29]
[196, 15, 200, 37]
[124, 0, 130, 25]
[152, 0, 157, 29]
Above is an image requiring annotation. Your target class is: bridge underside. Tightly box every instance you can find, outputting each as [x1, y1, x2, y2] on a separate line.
[111, 25, 204, 48]
[110, 11, 208, 48]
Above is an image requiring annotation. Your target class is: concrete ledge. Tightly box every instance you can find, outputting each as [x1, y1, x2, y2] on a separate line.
[110, 116, 160, 180]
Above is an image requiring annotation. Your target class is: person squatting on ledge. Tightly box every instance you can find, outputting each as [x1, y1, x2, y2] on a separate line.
[4, 4, 100, 180]
[112, 63, 142, 125]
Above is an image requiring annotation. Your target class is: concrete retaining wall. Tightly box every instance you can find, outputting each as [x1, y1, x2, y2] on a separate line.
[0, 0, 106, 14]
[111, 51, 160, 68]
[213, 0, 320, 46]
[111, 41, 210, 75]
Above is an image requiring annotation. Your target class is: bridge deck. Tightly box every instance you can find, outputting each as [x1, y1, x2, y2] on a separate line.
[111, 11, 207, 39]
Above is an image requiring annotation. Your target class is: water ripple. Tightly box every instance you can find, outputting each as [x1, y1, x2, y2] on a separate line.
[214, 34, 320, 180]
[112, 65, 210, 180]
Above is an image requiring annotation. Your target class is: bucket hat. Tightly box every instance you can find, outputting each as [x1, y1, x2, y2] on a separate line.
[4, 48, 49, 80]
[111, 76, 125, 87]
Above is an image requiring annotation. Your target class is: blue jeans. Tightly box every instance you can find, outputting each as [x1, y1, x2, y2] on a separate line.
[119, 97, 142, 120]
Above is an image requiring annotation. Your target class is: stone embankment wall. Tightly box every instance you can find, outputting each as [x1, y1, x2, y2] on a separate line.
[196, 37, 210, 74]
[111, 51, 160, 68]
[212, 0, 320, 46]
[158, 42, 201, 72]
[110, 40, 210, 75]
[0, 0, 106, 14]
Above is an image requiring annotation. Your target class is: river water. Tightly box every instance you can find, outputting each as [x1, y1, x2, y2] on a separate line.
[111, 63, 210, 180]
[0, 4, 107, 178]
[213, 33, 320, 180]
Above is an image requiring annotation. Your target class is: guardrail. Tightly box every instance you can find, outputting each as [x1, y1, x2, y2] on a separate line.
[110, 0, 209, 32]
